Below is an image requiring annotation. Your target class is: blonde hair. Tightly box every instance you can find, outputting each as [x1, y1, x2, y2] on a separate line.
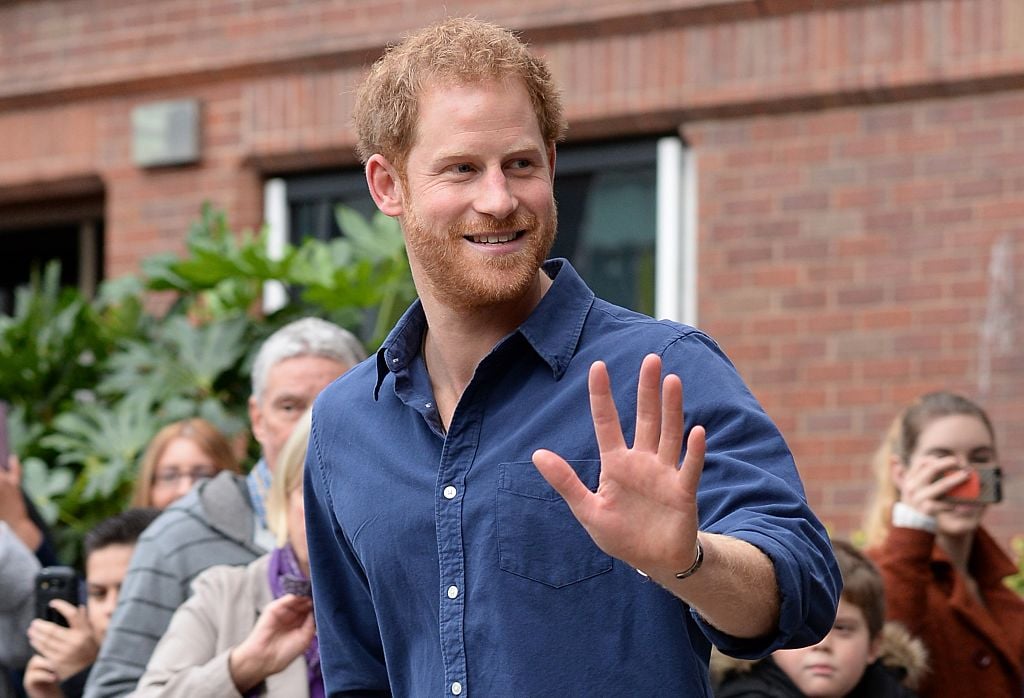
[353, 16, 567, 169]
[265, 408, 312, 546]
[862, 391, 995, 547]
[132, 418, 240, 508]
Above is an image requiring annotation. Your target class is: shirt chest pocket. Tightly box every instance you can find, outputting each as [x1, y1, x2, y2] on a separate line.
[496, 460, 614, 588]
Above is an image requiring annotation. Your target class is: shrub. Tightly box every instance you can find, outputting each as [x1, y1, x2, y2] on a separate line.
[4, 204, 414, 564]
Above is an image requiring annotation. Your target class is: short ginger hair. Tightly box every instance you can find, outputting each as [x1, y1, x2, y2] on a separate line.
[353, 16, 567, 169]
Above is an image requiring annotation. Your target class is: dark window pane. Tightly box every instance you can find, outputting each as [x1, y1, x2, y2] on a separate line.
[0, 222, 104, 315]
[281, 138, 660, 313]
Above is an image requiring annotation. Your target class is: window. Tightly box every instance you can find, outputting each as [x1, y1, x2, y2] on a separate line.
[0, 197, 104, 315]
[551, 139, 658, 315]
[265, 135, 693, 321]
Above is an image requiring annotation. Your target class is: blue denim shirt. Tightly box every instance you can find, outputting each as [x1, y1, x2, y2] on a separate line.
[305, 259, 840, 697]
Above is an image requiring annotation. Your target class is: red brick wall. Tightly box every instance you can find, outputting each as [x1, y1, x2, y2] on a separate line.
[1, 0, 1022, 547]
[686, 92, 1024, 544]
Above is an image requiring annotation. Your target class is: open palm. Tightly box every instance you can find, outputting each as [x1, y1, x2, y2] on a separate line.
[532, 353, 706, 575]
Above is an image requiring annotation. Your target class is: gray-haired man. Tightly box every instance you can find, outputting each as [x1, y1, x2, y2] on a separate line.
[85, 317, 365, 698]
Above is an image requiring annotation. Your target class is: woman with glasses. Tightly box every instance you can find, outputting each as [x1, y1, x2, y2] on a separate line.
[132, 419, 241, 510]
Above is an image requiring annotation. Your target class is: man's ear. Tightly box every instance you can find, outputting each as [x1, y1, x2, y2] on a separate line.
[366, 154, 404, 217]
[546, 142, 557, 180]
[248, 395, 265, 445]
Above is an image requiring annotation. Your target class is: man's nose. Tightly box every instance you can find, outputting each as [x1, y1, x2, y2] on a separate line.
[474, 170, 517, 220]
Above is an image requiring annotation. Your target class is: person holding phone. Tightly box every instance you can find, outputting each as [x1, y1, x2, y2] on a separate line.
[134, 410, 320, 698]
[23, 509, 158, 698]
[863, 391, 1024, 698]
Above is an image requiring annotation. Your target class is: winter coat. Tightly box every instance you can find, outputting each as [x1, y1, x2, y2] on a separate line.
[132, 555, 309, 698]
[869, 526, 1024, 698]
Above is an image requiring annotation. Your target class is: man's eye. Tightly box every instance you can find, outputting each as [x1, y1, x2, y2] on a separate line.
[452, 163, 474, 174]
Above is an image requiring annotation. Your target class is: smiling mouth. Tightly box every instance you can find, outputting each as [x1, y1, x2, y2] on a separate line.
[466, 230, 523, 244]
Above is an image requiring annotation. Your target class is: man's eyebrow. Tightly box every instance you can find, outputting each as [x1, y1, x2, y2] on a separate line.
[431, 143, 545, 163]
[271, 392, 307, 403]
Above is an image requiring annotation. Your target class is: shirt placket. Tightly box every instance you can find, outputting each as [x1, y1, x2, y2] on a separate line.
[434, 402, 480, 697]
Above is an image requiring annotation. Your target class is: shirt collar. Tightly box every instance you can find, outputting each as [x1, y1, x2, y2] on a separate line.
[374, 258, 594, 398]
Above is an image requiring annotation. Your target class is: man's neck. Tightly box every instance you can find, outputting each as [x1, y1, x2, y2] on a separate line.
[421, 270, 552, 428]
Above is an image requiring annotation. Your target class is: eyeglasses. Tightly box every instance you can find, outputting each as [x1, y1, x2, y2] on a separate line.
[153, 467, 217, 486]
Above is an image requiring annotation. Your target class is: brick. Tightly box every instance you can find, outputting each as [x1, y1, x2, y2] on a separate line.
[781, 289, 827, 311]
[781, 191, 829, 211]
[837, 285, 886, 307]
[861, 308, 913, 329]
[726, 245, 774, 265]
[805, 313, 856, 332]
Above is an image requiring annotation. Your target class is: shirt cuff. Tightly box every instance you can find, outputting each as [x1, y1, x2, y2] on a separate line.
[891, 502, 937, 533]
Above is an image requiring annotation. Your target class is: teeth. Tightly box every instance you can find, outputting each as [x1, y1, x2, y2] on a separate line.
[470, 232, 517, 244]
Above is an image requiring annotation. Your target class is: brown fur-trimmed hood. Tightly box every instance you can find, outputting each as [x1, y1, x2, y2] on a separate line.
[710, 621, 930, 691]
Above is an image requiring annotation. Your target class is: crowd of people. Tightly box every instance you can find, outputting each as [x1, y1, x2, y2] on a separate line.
[2, 15, 1022, 698]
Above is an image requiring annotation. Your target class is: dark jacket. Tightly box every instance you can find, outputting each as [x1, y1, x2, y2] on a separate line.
[712, 622, 928, 698]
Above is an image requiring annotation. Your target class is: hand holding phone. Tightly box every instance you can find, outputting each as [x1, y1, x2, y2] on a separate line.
[938, 466, 1002, 505]
[28, 569, 99, 683]
[34, 566, 80, 627]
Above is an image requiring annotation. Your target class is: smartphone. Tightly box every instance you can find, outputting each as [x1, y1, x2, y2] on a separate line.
[35, 566, 80, 627]
[939, 466, 1002, 505]
[0, 400, 9, 471]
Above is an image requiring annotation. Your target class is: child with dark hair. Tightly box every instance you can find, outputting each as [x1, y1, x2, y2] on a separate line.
[23, 508, 159, 698]
[713, 539, 928, 697]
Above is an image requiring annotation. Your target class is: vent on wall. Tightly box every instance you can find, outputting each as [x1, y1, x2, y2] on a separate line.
[131, 99, 201, 168]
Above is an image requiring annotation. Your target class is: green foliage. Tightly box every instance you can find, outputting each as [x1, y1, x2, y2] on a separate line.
[3, 204, 415, 566]
[1007, 536, 1024, 597]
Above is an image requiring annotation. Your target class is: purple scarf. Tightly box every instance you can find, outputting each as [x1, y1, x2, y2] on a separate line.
[264, 544, 324, 698]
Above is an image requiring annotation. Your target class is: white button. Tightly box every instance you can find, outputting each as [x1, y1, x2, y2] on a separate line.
[425, 402, 433, 408]
[451, 681, 463, 695]
[443, 486, 457, 499]
[391, 357, 399, 363]
[447, 585, 459, 599]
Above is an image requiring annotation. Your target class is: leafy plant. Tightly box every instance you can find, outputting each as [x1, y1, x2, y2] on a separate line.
[5, 204, 415, 566]
[1007, 536, 1024, 597]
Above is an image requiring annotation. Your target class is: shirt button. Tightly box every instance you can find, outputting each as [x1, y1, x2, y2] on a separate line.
[973, 650, 992, 668]
[425, 402, 433, 409]
[447, 585, 459, 599]
[451, 681, 463, 695]
[443, 485, 457, 499]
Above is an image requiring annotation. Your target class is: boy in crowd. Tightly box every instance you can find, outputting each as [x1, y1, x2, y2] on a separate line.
[713, 539, 928, 698]
[23, 508, 159, 698]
